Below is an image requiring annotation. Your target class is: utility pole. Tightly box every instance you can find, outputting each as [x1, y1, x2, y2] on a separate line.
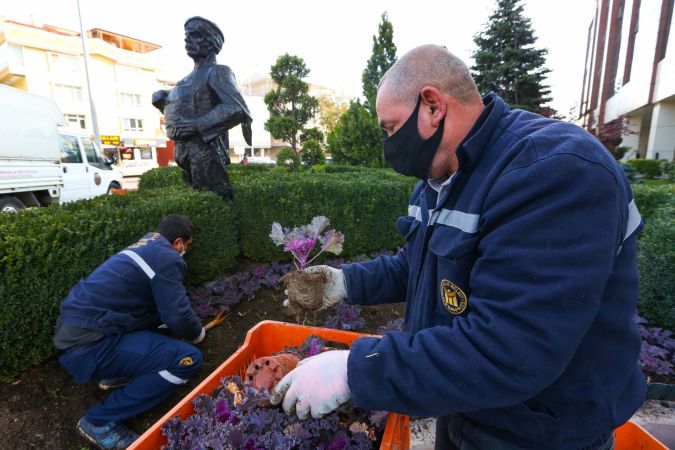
[76, 0, 101, 150]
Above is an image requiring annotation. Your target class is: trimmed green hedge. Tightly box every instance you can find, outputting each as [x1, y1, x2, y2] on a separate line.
[138, 165, 417, 262]
[627, 159, 668, 179]
[631, 184, 675, 329]
[637, 204, 674, 330]
[235, 172, 416, 261]
[632, 184, 675, 224]
[0, 187, 237, 382]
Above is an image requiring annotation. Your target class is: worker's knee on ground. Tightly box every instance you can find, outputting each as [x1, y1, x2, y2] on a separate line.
[170, 345, 202, 379]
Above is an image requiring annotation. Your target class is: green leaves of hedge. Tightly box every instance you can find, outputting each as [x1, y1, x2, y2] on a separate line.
[632, 184, 675, 330]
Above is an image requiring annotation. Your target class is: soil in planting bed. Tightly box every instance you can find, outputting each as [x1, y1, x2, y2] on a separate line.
[0, 287, 404, 450]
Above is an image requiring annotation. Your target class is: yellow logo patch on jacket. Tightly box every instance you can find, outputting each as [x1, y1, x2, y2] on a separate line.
[179, 357, 193, 366]
[440, 279, 468, 314]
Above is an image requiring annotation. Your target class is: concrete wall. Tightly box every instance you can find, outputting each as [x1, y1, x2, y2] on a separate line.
[646, 100, 675, 160]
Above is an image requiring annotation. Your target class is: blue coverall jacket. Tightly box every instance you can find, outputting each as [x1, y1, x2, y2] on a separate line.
[57, 232, 203, 341]
[343, 94, 645, 449]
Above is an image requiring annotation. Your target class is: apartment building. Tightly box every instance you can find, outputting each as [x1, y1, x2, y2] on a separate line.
[579, 0, 675, 160]
[0, 17, 167, 175]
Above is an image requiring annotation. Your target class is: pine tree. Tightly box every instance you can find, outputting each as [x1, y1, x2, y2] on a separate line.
[471, 0, 551, 112]
[327, 100, 383, 167]
[362, 12, 397, 115]
[264, 54, 319, 153]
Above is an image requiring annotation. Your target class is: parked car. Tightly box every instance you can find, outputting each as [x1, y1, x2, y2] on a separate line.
[247, 156, 276, 165]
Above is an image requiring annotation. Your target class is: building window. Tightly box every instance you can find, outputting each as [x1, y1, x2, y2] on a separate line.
[50, 53, 80, 74]
[54, 84, 83, 102]
[8, 44, 24, 66]
[122, 118, 144, 132]
[622, 0, 641, 85]
[120, 92, 142, 108]
[64, 114, 86, 129]
[608, 0, 625, 93]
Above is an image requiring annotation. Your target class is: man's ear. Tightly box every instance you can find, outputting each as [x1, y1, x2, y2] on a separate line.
[420, 86, 446, 127]
[171, 238, 183, 252]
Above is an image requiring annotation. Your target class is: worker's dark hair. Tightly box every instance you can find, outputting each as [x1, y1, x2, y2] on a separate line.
[158, 214, 194, 243]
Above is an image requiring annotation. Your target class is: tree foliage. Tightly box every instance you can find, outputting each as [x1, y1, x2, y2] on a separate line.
[328, 12, 397, 167]
[362, 12, 397, 115]
[264, 54, 319, 152]
[317, 95, 349, 135]
[327, 100, 383, 167]
[300, 139, 326, 167]
[471, 0, 551, 112]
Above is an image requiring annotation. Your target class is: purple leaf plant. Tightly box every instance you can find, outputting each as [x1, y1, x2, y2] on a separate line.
[324, 302, 366, 332]
[270, 216, 345, 271]
[161, 338, 384, 450]
[633, 314, 675, 377]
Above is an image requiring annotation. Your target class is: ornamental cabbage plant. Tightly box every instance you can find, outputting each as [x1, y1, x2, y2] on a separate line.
[270, 216, 345, 271]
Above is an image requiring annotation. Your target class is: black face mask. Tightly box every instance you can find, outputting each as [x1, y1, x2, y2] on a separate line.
[383, 96, 446, 179]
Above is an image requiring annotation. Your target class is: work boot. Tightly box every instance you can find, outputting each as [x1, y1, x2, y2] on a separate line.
[77, 416, 139, 449]
[98, 377, 131, 391]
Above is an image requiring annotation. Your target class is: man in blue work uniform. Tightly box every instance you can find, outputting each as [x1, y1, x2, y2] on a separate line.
[271, 45, 645, 449]
[54, 214, 206, 449]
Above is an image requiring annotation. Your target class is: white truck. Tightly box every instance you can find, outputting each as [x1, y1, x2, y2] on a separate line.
[0, 84, 123, 212]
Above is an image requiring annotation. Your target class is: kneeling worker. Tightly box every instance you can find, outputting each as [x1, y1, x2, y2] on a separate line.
[54, 214, 208, 449]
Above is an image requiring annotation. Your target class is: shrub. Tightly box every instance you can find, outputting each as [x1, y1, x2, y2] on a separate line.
[627, 159, 668, 179]
[138, 165, 278, 191]
[276, 148, 301, 171]
[637, 204, 675, 330]
[621, 163, 644, 184]
[299, 139, 326, 166]
[235, 172, 416, 262]
[632, 184, 675, 225]
[138, 166, 185, 190]
[0, 187, 238, 382]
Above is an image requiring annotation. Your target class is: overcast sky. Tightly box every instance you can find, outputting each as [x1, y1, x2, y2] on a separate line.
[3, 0, 596, 115]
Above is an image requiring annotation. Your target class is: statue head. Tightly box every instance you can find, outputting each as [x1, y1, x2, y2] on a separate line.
[184, 17, 224, 60]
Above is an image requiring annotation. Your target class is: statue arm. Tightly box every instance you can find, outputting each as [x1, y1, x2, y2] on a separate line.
[152, 90, 169, 113]
[195, 66, 253, 143]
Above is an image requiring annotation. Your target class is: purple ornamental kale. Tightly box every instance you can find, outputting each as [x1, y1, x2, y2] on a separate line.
[215, 400, 237, 424]
[270, 216, 345, 271]
[299, 336, 326, 358]
[633, 314, 675, 377]
[324, 301, 366, 331]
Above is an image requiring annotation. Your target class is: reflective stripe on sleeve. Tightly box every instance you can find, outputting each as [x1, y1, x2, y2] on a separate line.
[433, 209, 480, 233]
[408, 205, 422, 222]
[624, 199, 641, 242]
[158, 370, 188, 385]
[119, 250, 156, 279]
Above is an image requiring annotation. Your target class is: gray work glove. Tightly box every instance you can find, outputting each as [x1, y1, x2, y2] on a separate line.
[283, 265, 347, 309]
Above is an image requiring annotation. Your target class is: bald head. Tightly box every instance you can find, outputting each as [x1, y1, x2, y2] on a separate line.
[379, 45, 481, 109]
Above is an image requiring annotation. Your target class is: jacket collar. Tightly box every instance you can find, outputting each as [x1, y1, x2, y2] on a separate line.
[455, 93, 509, 167]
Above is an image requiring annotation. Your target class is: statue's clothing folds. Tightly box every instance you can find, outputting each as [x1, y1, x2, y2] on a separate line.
[163, 63, 251, 200]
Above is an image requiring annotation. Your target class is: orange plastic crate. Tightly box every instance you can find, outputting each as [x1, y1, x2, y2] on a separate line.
[128, 320, 411, 450]
[614, 421, 668, 450]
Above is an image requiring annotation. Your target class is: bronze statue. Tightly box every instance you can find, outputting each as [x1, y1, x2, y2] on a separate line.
[152, 17, 252, 200]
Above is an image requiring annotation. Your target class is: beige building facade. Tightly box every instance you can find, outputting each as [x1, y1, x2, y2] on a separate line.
[0, 17, 168, 175]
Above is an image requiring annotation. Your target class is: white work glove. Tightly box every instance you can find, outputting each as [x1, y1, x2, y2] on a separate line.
[270, 350, 350, 420]
[283, 265, 347, 309]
